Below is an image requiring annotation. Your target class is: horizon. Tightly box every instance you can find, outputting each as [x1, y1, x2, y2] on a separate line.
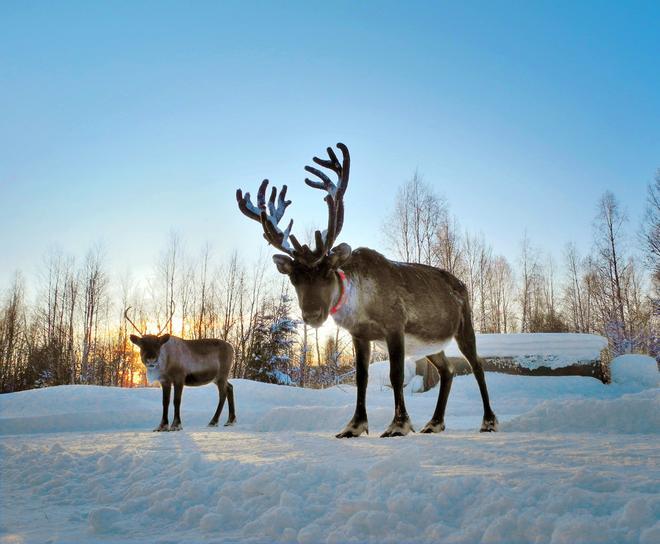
[1, 1, 658, 294]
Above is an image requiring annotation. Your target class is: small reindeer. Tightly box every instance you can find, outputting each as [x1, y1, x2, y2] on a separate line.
[125, 308, 236, 431]
[236, 143, 497, 437]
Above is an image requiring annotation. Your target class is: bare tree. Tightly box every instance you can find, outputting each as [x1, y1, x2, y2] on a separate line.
[518, 233, 538, 332]
[159, 232, 180, 335]
[80, 245, 108, 383]
[383, 172, 446, 265]
[194, 243, 213, 339]
[298, 322, 309, 387]
[220, 251, 240, 341]
[641, 170, 660, 285]
[477, 238, 493, 332]
[489, 256, 515, 333]
[593, 192, 628, 351]
[434, 215, 464, 276]
[0, 273, 26, 392]
[563, 243, 589, 332]
[233, 254, 268, 378]
[462, 231, 483, 324]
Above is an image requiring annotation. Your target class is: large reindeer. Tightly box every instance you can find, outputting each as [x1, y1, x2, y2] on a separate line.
[236, 143, 497, 438]
[125, 308, 236, 431]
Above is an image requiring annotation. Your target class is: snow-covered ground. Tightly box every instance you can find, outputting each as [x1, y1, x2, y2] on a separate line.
[1, 355, 658, 543]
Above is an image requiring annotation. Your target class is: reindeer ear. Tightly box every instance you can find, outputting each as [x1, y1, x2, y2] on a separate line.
[159, 334, 171, 345]
[273, 254, 294, 275]
[129, 334, 142, 346]
[327, 243, 352, 269]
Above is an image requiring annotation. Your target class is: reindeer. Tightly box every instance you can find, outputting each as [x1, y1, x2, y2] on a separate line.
[125, 308, 236, 431]
[236, 143, 497, 437]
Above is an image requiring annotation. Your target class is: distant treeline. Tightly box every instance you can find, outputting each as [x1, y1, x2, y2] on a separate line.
[381, 172, 658, 358]
[1, 172, 658, 393]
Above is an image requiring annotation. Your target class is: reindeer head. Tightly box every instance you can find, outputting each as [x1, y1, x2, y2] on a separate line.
[124, 307, 173, 368]
[237, 143, 352, 327]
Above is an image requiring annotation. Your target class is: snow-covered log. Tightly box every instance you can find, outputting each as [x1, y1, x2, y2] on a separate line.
[416, 333, 610, 390]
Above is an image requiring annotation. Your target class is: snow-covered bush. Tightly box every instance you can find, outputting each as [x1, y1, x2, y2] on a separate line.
[244, 291, 299, 385]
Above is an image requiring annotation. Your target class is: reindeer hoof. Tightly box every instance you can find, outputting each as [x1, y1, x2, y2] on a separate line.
[169, 423, 182, 431]
[335, 419, 368, 438]
[381, 418, 414, 438]
[153, 424, 169, 432]
[207, 421, 219, 427]
[480, 415, 499, 432]
[224, 418, 236, 427]
[420, 420, 445, 434]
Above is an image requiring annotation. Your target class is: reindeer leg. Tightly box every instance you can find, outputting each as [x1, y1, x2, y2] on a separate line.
[336, 336, 370, 438]
[170, 382, 184, 431]
[456, 318, 498, 432]
[154, 382, 171, 432]
[381, 332, 414, 437]
[224, 382, 236, 426]
[208, 381, 226, 427]
[421, 353, 453, 433]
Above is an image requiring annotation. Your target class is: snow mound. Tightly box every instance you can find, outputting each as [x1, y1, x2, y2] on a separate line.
[368, 359, 417, 389]
[445, 333, 608, 370]
[610, 354, 659, 388]
[1, 370, 659, 543]
[369, 334, 608, 386]
[504, 389, 660, 434]
[89, 506, 122, 534]
[458, 332, 607, 359]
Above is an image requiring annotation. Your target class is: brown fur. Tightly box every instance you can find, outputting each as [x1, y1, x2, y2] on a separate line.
[238, 142, 495, 437]
[130, 335, 236, 431]
[275, 246, 498, 437]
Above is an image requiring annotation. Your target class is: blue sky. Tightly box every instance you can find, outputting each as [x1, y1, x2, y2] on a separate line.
[1, 1, 658, 289]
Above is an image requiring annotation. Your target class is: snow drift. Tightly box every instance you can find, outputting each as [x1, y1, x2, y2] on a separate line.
[1, 353, 657, 543]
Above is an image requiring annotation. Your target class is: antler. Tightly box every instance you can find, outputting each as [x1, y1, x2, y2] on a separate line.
[236, 179, 295, 256]
[294, 142, 350, 265]
[124, 307, 143, 336]
[235, 143, 350, 266]
[158, 302, 176, 336]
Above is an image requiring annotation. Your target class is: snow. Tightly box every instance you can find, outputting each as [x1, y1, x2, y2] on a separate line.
[369, 334, 608, 380]
[446, 333, 607, 369]
[611, 354, 659, 388]
[454, 333, 608, 359]
[369, 332, 608, 389]
[1, 354, 658, 543]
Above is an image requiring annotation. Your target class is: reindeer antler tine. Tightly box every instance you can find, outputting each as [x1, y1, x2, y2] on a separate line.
[257, 179, 269, 209]
[314, 230, 324, 253]
[283, 218, 293, 239]
[236, 143, 350, 263]
[289, 233, 303, 253]
[304, 177, 326, 190]
[124, 306, 144, 336]
[335, 200, 345, 235]
[327, 146, 340, 167]
[301, 143, 351, 261]
[236, 177, 296, 257]
[267, 185, 277, 217]
[157, 302, 176, 336]
[304, 165, 334, 189]
[312, 156, 335, 170]
[336, 143, 350, 198]
[236, 189, 262, 221]
[275, 185, 291, 222]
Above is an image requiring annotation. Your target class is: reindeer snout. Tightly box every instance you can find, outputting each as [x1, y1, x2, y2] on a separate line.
[302, 309, 325, 327]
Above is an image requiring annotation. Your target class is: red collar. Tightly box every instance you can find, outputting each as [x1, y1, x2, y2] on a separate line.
[330, 269, 348, 315]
